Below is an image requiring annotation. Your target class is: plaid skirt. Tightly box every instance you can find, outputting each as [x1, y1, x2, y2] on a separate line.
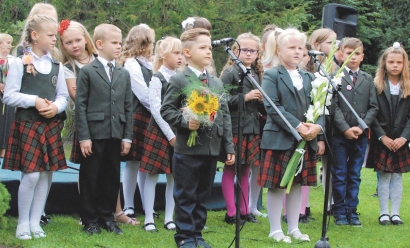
[2, 120, 67, 172]
[258, 143, 317, 189]
[219, 134, 260, 165]
[121, 110, 151, 161]
[69, 128, 82, 164]
[369, 143, 410, 173]
[140, 123, 173, 174]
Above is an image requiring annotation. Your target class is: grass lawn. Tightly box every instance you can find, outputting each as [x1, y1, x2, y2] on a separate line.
[1, 165, 410, 247]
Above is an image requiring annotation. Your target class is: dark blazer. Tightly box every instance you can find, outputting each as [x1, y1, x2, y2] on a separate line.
[220, 64, 264, 134]
[160, 67, 234, 156]
[371, 80, 410, 140]
[75, 58, 133, 141]
[261, 65, 322, 151]
[333, 68, 378, 134]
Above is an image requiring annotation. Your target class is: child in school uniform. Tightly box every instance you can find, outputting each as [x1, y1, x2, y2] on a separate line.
[331, 37, 378, 226]
[219, 32, 264, 224]
[2, 15, 68, 240]
[139, 36, 182, 232]
[259, 28, 323, 243]
[161, 28, 235, 248]
[118, 24, 155, 219]
[368, 43, 410, 225]
[75, 23, 133, 235]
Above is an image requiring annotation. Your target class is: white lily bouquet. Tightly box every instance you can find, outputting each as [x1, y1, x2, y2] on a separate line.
[280, 41, 358, 193]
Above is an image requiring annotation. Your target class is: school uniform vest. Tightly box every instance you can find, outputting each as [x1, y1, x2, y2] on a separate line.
[65, 63, 80, 78]
[15, 61, 66, 122]
[133, 59, 152, 112]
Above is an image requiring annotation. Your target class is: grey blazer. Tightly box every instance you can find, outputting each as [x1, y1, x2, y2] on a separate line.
[75, 58, 133, 141]
[220, 64, 264, 134]
[333, 68, 378, 134]
[372, 79, 410, 140]
[160, 67, 234, 156]
[260, 65, 322, 151]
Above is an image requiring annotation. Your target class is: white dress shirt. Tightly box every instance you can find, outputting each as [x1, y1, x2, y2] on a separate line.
[3, 52, 68, 114]
[149, 65, 176, 141]
[63, 56, 95, 79]
[124, 57, 152, 112]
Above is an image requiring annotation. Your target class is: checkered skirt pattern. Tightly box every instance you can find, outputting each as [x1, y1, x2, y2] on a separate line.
[258, 144, 317, 189]
[369, 143, 410, 173]
[69, 128, 82, 164]
[219, 134, 260, 165]
[2, 120, 67, 172]
[140, 123, 173, 174]
[121, 110, 151, 161]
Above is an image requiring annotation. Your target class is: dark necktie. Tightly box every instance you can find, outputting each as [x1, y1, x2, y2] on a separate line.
[349, 70, 357, 84]
[199, 73, 207, 86]
[107, 62, 114, 82]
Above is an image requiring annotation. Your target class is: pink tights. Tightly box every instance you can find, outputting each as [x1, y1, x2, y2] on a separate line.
[222, 164, 251, 216]
[283, 186, 310, 215]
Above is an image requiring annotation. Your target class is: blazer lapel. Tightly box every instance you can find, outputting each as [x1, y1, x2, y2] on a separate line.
[300, 71, 311, 107]
[278, 66, 295, 96]
[94, 60, 111, 86]
[354, 70, 364, 90]
[342, 68, 355, 88]
[382, 79, 393, 120]
[111, 66, 122, 88]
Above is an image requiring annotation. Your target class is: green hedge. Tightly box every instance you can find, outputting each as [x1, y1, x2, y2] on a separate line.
[0, 182, 11, 228]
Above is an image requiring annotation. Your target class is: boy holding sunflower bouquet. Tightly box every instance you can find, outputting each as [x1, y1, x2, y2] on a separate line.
[161, 28, 235, 248]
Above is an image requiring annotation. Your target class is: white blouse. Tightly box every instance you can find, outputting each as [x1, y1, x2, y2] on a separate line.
[148, 65, 176, 141]
[124, 57, 152, 112]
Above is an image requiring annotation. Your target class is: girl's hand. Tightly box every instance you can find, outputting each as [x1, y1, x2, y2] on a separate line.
[245, 89, 262, 102]
[0, 83, 5, 93]
[38, 99, 58, 118]
[391, 137, 406, 152]
[317, 141, 325, 155]
[35, 97, 48, 110]
[300, 123, 321, 141]
[380, 136, 393, 150]
[80, 140, 93, 157]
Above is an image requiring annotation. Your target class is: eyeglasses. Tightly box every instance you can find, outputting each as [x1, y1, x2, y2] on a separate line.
[239, 48, 258, 54]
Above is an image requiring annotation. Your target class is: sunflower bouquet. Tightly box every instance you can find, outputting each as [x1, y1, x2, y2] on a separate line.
[181, 75, 228, 147]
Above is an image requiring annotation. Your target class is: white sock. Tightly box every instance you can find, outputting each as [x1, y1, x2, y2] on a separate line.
[18, 172, 40, 225]
[144, 173, 158, 228]
[122, 161, 140, 210]
[378, 171, 390, 221]
[29, 172, 52, 232]
[266, 188, 284, 237]
[43, 170, 53, 216]
[286, 184, 302, 234]
[164, 173, 175, 224]
[138, 170, 147, 210]
[249, 165, 263, 215]
[390, 173, 403, 219]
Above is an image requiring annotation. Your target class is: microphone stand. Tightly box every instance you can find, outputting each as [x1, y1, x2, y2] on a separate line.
[311, 55, 368, 248]
[222, 43, 302, 248]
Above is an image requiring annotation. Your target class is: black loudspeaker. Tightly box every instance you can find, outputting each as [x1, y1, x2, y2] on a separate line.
[322, 4, 358, 40]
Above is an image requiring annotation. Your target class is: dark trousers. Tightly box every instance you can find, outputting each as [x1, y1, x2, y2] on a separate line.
[172, 152, 218, 244]
[331, 134, 367, 215]
[79, 139, 121, 224]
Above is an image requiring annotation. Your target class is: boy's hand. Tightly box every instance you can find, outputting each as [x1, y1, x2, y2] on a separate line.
[188, 118, 200, 131]
[391, 137, 406, 152]
[351, 126, 363, 136]
[344, 128, 359, 140]
[121, 141, 131, 156]
[38, 99, 58, 118]
[300, 123, 321, 141]
[317, 141, 325, 155]
[169, 137, 176, 147]
[80, 140, 93, 157]
[226, 153, 235, 165]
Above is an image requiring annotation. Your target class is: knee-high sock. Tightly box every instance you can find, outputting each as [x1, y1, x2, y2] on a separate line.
[286, 184, 302, 234]
[165, 173, 175, 223]
[43, 169, 53, 215]
[300, 186, 310, 214]
[249, 165, 262, 214]
[222, 165, 236, 216]
[378, 171, 391, 216]
[30, 171, 52, 229]
[143, 173, 159, 224]
[138, 170, 147, 210]
[122, 161, 139, 209]
[18, 172, 40, 225]
[266, 188, 284, 234]
[390, 173, 403, 216]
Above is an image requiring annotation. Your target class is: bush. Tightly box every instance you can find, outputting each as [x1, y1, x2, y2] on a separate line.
[0, 182, 11, 228]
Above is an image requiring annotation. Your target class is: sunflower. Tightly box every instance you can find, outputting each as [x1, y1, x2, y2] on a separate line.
[187, 95, 208, 115]
[207, 95, 219, 113]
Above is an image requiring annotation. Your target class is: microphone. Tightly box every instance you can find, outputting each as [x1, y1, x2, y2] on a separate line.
[211, 38, 234, 47]
[308, 50, 325, 56]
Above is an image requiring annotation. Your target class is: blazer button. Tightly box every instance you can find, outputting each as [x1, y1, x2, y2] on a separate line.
[111, 89, 115, 93]
[112, 116, 115, 120]
[112, 101, 115, 105]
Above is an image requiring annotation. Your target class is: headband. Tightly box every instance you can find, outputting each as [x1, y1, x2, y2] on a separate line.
[58, 20, 71, 36]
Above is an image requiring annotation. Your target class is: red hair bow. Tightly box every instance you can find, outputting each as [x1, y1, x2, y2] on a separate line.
[58, 20, 71, 36]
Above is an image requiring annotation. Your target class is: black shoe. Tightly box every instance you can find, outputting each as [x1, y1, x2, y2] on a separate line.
[299, 214, 309, 223]
[390, 215, 404, 225]
[241, 213, 260, 223]
[282, 215, 287, 223]
[347, 211, 362, 227]
[82, 222, 101, 235]
[196, 237, 211, 248]
[40, 215, 51, 226]
[153, 212, 159, 218]
[143, 222, 158, 232]
[305, 207, 315, 220]
[101, 221, 123, 234]
[378, 214, 390, 225]
[334, 214, 349, 225]
[123, 207, 135, 218]
[176, 239, 197, 248]
[224, 213, 244, 225]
